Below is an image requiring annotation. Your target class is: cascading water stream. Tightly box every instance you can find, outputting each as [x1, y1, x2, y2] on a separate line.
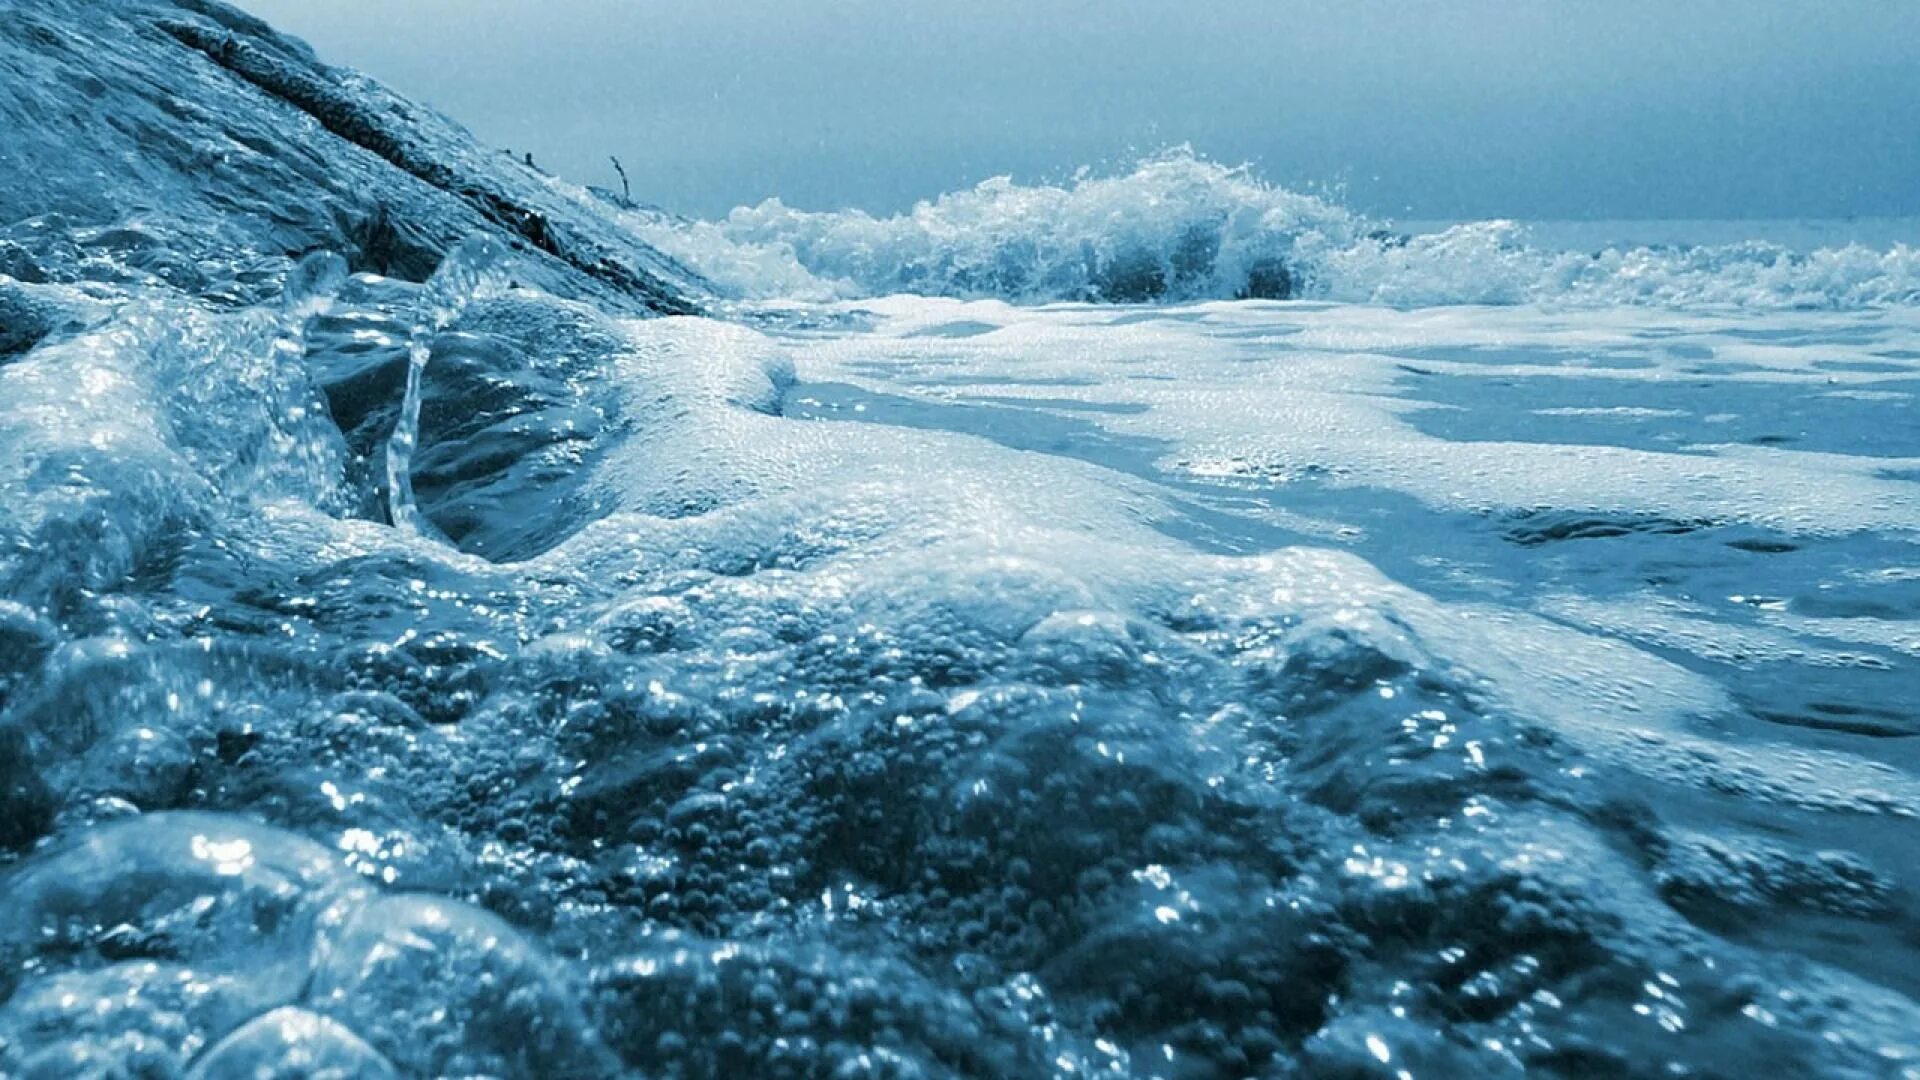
[260, 251, 350, 509]
[385, 236, 512, 534]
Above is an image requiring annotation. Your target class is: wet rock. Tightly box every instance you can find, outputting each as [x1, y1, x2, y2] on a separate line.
[0, 0, 704, 313]
[337, 200, 445, 282]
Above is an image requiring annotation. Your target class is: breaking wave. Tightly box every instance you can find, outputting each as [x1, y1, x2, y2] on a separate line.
[608, 149, 1920, 309]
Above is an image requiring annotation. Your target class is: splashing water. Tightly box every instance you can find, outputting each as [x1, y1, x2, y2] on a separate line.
[280, 250, 350, 322]
[384, 237, 514, 534]
[6, 223, 1920, 1077]
[257, 252, 351, 505]
[5, 44, 1920, 1073]
[596, 149, 1920, 310]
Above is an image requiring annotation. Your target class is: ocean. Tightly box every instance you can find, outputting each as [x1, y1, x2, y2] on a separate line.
[2, 8, 1918, 1077]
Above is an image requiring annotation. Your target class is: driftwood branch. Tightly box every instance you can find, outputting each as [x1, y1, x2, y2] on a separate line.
[609, 156, 631, 204]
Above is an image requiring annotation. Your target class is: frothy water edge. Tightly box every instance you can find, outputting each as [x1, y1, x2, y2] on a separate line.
[593, 150, 1920, 311]
[2, 233, 1917, 1075]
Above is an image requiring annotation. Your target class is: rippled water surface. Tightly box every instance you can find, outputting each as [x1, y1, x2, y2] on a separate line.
[3, 240, 1920, 1078]
[8, 3, 1919, 1072]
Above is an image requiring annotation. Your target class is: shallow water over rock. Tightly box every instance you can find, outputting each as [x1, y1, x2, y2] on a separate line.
[3, 244, 1918, 1076]
[3, 2, 1919, 1072]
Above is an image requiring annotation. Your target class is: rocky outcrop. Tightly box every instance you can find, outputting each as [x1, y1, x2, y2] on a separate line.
[0, 0, 705, 314]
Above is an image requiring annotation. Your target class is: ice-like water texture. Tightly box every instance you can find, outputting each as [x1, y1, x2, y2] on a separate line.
[384, 237, 514, 535]
[3, 206, 1919, 1077]
[622, 150, 1920, 309]
[2, 7, 1919, 1065]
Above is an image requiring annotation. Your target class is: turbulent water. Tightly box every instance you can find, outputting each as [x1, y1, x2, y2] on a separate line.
[5, 5, 1920, 1080]
[615, 150, 1920, 310]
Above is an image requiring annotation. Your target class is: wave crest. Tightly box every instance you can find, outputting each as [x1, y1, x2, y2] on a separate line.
[611, 150, 1920, 309]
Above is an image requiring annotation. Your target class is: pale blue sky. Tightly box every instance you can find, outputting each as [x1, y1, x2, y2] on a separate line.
[240, 1, 1920, 221]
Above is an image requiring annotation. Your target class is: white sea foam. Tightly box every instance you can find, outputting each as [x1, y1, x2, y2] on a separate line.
[6, 255, 1918, 1078]
[795, 296, 1920, 538]
[594, 150, 1920, 310]
[7, 4, 1919, 1074]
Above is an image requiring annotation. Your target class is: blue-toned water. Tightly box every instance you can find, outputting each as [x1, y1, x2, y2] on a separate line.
[4, 3, 1920, 1078]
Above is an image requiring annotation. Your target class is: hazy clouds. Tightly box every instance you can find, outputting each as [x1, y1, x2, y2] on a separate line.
[238, 0, 1920, 221]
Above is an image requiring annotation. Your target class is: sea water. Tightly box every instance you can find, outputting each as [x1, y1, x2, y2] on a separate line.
[1, 155, 1918, 1078]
